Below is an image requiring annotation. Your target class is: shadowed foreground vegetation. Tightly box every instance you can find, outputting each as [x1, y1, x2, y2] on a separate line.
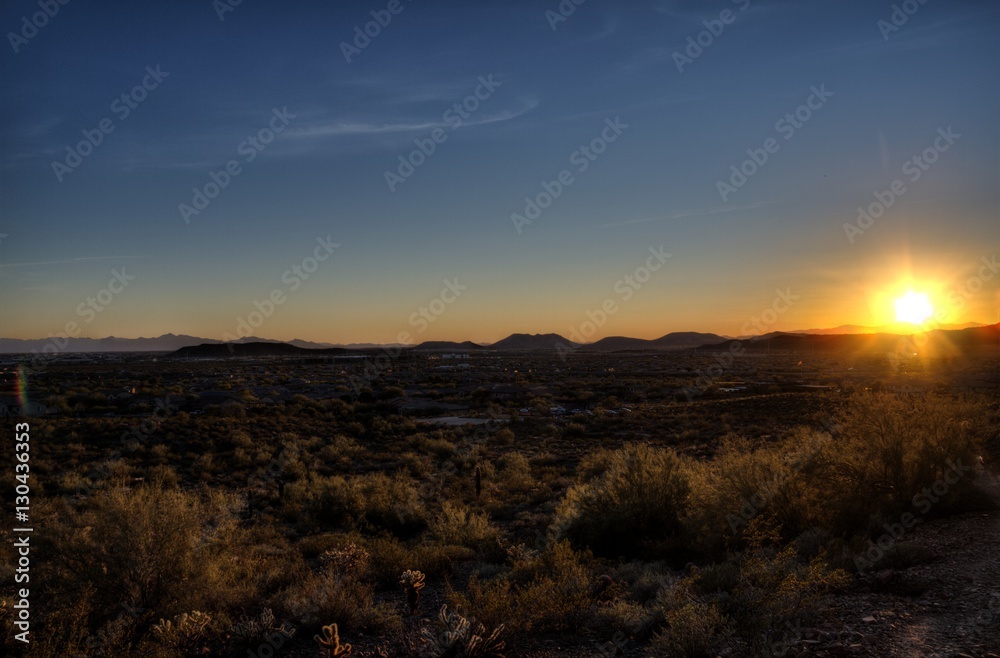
[1, 391, 995, 657]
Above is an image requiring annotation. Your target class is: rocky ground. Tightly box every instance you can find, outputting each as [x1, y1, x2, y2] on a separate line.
[766, 467, 1000, 658]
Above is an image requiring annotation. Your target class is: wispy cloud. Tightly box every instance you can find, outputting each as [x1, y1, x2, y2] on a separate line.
[0, 256, 144, 269]
[287, 98, 539, 139]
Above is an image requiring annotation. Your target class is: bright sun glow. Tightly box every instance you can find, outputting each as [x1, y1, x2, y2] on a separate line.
[894, 291, 934, 325]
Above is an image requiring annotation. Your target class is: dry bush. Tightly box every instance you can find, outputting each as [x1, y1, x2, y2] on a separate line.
[448, 540, 595, 639]
[36, 483, 242, 619]
[684, 429, 826, 556]
[550, 443, 691, 557]
[689, 520, 849, 655]
[429, 501, 503, 557]
[807, 393, 984, 535]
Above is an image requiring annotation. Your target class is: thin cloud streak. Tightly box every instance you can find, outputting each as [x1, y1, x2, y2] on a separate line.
[0, 256, 145, 269]
[287, 99, 540, 139]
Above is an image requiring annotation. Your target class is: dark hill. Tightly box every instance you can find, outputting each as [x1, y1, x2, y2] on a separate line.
[696, 324, 999, 353]
[651, 331, 727, 348]
[581, 332, 727, 351]
[168, 342, 353, 359]
[491, 333, 577, 351]
[411, 341, 487, 351]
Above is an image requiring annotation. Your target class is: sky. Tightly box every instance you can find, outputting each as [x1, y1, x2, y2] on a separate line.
[1, 0, 997, 344]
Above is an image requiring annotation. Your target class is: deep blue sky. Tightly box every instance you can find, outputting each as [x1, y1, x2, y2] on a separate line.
[1, 0, 997, 343]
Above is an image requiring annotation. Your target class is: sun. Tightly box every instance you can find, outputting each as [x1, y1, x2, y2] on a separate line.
[894, 291, 934, 325]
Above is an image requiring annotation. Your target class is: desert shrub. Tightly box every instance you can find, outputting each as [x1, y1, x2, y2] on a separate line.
[283, 570, 400, 636]
[492, 427, 515, 446]
[610, 560, 676, 603]
[649, 595, 731, 658]
[295, 471, 425, 535]
[807, 393, 984, 535]
[450, 540, 594, 637]
[429, 501, 503, 556]
[362, 534, 468, 588]
[497, 452, 533, 493]
[550, 443, 691, 557]
[697, 520, 849, 654]
[355, 471, 426, 535]
[284, 475, 364, 528]
[684, 430, 826, 556]
[36, 483, 241, 618]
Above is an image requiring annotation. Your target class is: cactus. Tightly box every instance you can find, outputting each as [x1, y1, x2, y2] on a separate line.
[400, 569, 427, 615]
[230, 607, 294, 647]
[315, 623, 352, 657]
[475, 464, 483, 498]
[152, 610, 212, 654]
[420, 605, 505, 658]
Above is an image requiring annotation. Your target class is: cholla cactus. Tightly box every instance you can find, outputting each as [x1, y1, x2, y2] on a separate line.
[152, 610, 213, 653]
[420, 605, 505, 658]
[315, 623, 352, 657]
[230, 607, 294, 646]
[400, 569, 427, 615]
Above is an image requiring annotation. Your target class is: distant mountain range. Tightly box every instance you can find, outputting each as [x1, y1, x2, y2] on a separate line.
[783, 321, 987, 336]
[0, 325, 996, 355]
[168, 342, 358, 359]
[700, 324, 999, 353]
[0, 333, 393, 354]
[580, 331, 727, 351]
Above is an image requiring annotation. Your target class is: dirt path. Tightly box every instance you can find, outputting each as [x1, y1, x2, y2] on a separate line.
[868, 468, 1000, 657]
